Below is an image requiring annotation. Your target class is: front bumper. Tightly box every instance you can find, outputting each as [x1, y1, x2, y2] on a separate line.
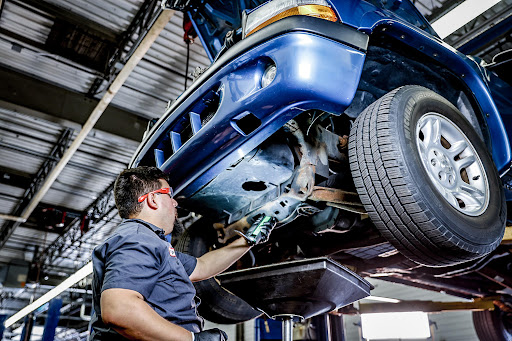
[131, 16, 368, 197]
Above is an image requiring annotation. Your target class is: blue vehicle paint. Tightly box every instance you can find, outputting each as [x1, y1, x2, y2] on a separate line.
[329, 0, 512, 170]
[129, 1, 512, 317]
[131, 0, 512, 199]
[133, 30, 366, 195]
[330, 0, 437, 36]
[362, 21, 511, 171]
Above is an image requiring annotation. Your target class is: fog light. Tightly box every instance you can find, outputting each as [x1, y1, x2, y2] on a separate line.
[262, 64, 276, 88]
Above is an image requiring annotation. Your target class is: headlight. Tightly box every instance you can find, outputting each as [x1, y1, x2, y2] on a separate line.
[242, 0, 338, 38]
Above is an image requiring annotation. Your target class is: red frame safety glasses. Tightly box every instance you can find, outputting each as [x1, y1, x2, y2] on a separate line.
[137, 187, 174, 203]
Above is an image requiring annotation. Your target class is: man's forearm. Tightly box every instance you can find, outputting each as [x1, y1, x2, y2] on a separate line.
[190, 237, 251, 282]
[101, 288, 193, 341]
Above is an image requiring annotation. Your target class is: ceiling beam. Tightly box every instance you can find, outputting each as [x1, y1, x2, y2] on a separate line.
[425, 0, 464, 22]
[0, 139, 121, 177]
[36, 181, 116, 272]
[0, 68, 148, 142]
[0, 129, 72, 238]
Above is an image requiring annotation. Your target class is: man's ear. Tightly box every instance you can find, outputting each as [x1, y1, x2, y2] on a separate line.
[146, 193, 159, 210]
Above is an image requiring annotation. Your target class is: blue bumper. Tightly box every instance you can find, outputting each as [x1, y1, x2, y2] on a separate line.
[131, 20, 367, 196]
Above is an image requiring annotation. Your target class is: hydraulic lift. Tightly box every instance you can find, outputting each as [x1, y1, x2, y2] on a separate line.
[218, 256, 507, 340]
[218, 257, 373, 341]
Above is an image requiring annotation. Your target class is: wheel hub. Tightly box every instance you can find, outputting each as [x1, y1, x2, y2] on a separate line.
[416, 113, 489, 216]
[428, 149, 456, 189]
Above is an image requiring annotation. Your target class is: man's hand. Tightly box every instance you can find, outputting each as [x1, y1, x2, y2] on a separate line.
[194, 328, 228, 341]
[239, 215, 277, 246]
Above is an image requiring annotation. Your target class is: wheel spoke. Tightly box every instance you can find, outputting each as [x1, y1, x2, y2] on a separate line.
[447, 140, 467, 158]
[458, 184, 486, 207]
[417, 138, 427, 155]
[443, 189, 460, 208]
[455, 155, 476, 172]
[432, 118, 442, 147]
[424, 117, 441, 148]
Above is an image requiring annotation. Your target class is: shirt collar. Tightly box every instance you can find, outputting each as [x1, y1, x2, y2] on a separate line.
[124, 218, 166, 241]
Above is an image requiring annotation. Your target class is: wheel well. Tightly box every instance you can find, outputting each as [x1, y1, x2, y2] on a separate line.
[347, 32, 491, 148]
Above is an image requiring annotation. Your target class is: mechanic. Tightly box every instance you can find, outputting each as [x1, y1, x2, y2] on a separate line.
[89, 166, 275, 341]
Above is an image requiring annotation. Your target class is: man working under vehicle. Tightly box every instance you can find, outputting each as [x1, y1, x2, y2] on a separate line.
[90, 166, 275, 341]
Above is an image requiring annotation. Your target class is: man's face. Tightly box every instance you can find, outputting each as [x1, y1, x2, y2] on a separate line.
[157, 179, 179, 235]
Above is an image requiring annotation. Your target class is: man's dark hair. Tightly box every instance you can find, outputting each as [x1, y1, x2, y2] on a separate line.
[114, 166, 169, 219]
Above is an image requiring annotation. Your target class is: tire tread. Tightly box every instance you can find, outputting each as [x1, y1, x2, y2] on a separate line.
[348, 86, 504, 266]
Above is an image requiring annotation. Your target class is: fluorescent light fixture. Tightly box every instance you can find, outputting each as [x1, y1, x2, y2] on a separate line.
[363, 295, 401, 303]
[4, 262, 93, 328]
[361, 311, 431, 339]
[431, 0, 502, 39]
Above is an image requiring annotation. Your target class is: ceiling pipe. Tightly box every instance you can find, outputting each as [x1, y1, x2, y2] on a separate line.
[19, 8, 176, 223]
[0, 214, 26, 223]
[4, 262, 93, 327]
[0, 0, 5, 20]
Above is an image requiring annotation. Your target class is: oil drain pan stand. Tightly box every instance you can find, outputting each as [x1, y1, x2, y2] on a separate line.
[218, 257, 373, 340]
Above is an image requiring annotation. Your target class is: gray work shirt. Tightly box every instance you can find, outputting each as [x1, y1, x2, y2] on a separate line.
[89, 219, 202, 340]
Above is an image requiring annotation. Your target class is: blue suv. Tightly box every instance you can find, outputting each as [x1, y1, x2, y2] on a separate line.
[131, 0, 512, 337]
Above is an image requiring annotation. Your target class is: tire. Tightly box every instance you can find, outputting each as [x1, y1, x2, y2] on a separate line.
[175, 219, 261, 324]
[348, 86, 506, 267]
[473, 309, 512, 341]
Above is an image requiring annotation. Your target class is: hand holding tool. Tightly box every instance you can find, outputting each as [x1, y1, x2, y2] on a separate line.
[239, 215, 277, 246]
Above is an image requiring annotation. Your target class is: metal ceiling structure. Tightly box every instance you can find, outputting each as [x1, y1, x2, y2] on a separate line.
[416, 0, 512, 65]
[0, 0, 510, 339]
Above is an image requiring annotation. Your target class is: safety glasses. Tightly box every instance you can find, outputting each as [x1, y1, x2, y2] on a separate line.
[137, 187, 174, 203]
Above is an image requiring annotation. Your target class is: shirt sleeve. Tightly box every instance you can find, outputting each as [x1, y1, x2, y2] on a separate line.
[101, 231, 162, 299]
[176, 251, 197, 276]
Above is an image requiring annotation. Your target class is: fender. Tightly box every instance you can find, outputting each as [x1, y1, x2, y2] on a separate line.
[369, 21, 511, 173]
[330, 0, 511, 172]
